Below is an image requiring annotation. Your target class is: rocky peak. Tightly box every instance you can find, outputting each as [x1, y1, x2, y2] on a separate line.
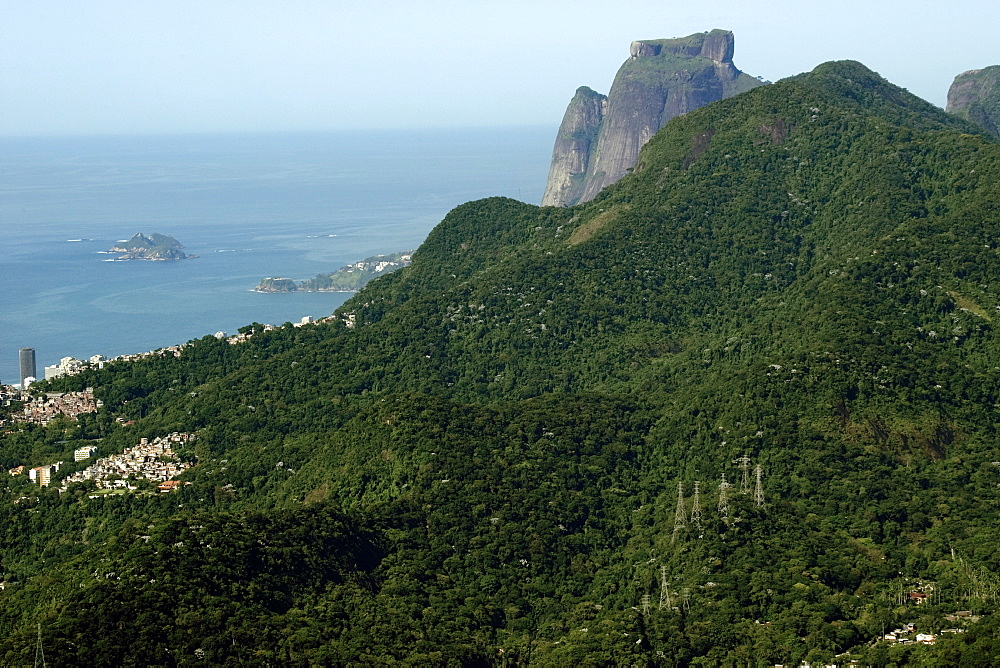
[542, 30, 763, 207]
[946, 65, 1000, 136]
[540, 87, 608, 209]
[630, 29, 734, 63]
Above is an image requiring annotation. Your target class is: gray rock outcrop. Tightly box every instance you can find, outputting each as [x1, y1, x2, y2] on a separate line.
[947, 66, 1000, 136]
[541, 30, 764, 207]
[539, 87, 608, 211]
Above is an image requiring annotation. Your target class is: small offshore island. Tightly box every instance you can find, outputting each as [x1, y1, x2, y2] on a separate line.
[256, 250, 412, 293]
[107, 233, 192, 261]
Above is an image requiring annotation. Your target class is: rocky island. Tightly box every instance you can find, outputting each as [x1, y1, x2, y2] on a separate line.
[107, 233, 190, 260]
[255, 251, 413, 293]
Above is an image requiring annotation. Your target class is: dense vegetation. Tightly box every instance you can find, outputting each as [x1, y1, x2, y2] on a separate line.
[109, 232, 188, 261]
[3, 61, 1000, 665]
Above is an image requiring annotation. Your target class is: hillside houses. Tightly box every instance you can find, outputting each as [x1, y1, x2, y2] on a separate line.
[2, 390, 101, 426]
[59, 432, 195, 492]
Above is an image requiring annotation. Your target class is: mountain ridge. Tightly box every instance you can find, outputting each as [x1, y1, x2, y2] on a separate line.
[3, 60, 1000, 665]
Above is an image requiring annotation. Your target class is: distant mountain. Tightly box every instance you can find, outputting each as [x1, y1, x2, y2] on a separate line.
[108, 232, 188, 260]
[4, 60, 1000, 665]
[947, 65, 1000, 135]
[541, 29, 764, 207]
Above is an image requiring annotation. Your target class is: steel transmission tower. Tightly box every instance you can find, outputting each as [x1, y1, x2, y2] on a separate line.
[690, 481, 703, 530]
[35, 623, 46, 668]
[672, 480, 686, 540]
[754, 464, 765, 508]
[718, 473, 732, 523]
[734, 454, 752, 494]
[659, 565, 671, 609]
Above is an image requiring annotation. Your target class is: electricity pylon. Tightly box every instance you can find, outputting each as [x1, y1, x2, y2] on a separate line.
[718, 473, 732, 524]
[754, 464, 765, 508]
[35, 623, 45, 668]
[659, 565, 671, 609]
[734, 454, 752, 494]
[690, 481, 703, 531]
[672, 480, 686, 540]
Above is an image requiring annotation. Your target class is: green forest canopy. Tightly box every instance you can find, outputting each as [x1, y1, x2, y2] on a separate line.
[2, 61, 1000, 666]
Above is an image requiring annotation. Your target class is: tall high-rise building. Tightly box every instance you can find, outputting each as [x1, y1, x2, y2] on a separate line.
[19, 347, 36, 388]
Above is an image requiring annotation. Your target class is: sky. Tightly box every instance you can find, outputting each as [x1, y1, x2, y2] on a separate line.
[2, 0, 998, 136]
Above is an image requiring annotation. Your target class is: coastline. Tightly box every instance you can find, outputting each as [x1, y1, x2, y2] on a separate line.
[251, 288, 358, 294]
[0, 127, 551, 384]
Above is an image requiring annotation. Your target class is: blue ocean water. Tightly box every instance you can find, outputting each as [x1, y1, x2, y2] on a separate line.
[0, 128, 554, 384]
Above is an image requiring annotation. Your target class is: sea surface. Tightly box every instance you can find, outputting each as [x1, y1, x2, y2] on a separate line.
[0, 128, 554, 384]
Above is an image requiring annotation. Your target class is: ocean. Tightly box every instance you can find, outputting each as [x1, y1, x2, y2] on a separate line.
[0, 128, 554, 384]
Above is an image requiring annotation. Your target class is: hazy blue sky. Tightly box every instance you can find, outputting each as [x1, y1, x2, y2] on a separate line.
[3, 0, 998, 136]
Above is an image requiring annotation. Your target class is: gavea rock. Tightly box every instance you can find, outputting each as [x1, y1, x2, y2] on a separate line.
[947, 66, 1000, 136]
[542, 30, 763, 207]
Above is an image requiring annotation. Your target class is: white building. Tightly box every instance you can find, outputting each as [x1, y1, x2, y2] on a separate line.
[75, 446, 98, 462]
[44, 356, 84, 380]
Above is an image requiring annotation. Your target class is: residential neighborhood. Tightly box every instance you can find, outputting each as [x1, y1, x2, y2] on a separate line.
[1, 389, 101, 426]
[58, 432, 196, 492]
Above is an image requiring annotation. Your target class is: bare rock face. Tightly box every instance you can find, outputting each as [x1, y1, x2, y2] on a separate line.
[947, 66, 1000, 136]
[541, 30, 764, 207]
[540, 87, 607, 210]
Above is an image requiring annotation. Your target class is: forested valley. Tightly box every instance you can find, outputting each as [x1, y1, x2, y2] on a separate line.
[3, 61, 1000, 666]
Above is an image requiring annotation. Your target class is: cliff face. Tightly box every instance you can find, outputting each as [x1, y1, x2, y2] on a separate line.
[947, 65, 1000, 135]
[540, 87, 607, 210]
[541, 30, 764, 207]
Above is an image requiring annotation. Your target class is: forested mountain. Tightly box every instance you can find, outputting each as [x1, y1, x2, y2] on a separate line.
[3, 60, 1000, 666]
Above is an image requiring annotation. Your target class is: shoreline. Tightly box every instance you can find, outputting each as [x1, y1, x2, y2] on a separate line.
[251, 288, 358, 294]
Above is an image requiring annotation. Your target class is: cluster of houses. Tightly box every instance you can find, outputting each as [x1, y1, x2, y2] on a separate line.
[43, 355, 106, 380]
[107, 344, 186, 365]
[34, 344, 187, 377]
[58, 432, 196, 492]
[221, 316, 343, 344]
[224, 324, 278, 345]
[1, 390, 101, 426]
[8, 433, 196, 494]
[881, 618, 973, 646]
[882, 623, 939, 645]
